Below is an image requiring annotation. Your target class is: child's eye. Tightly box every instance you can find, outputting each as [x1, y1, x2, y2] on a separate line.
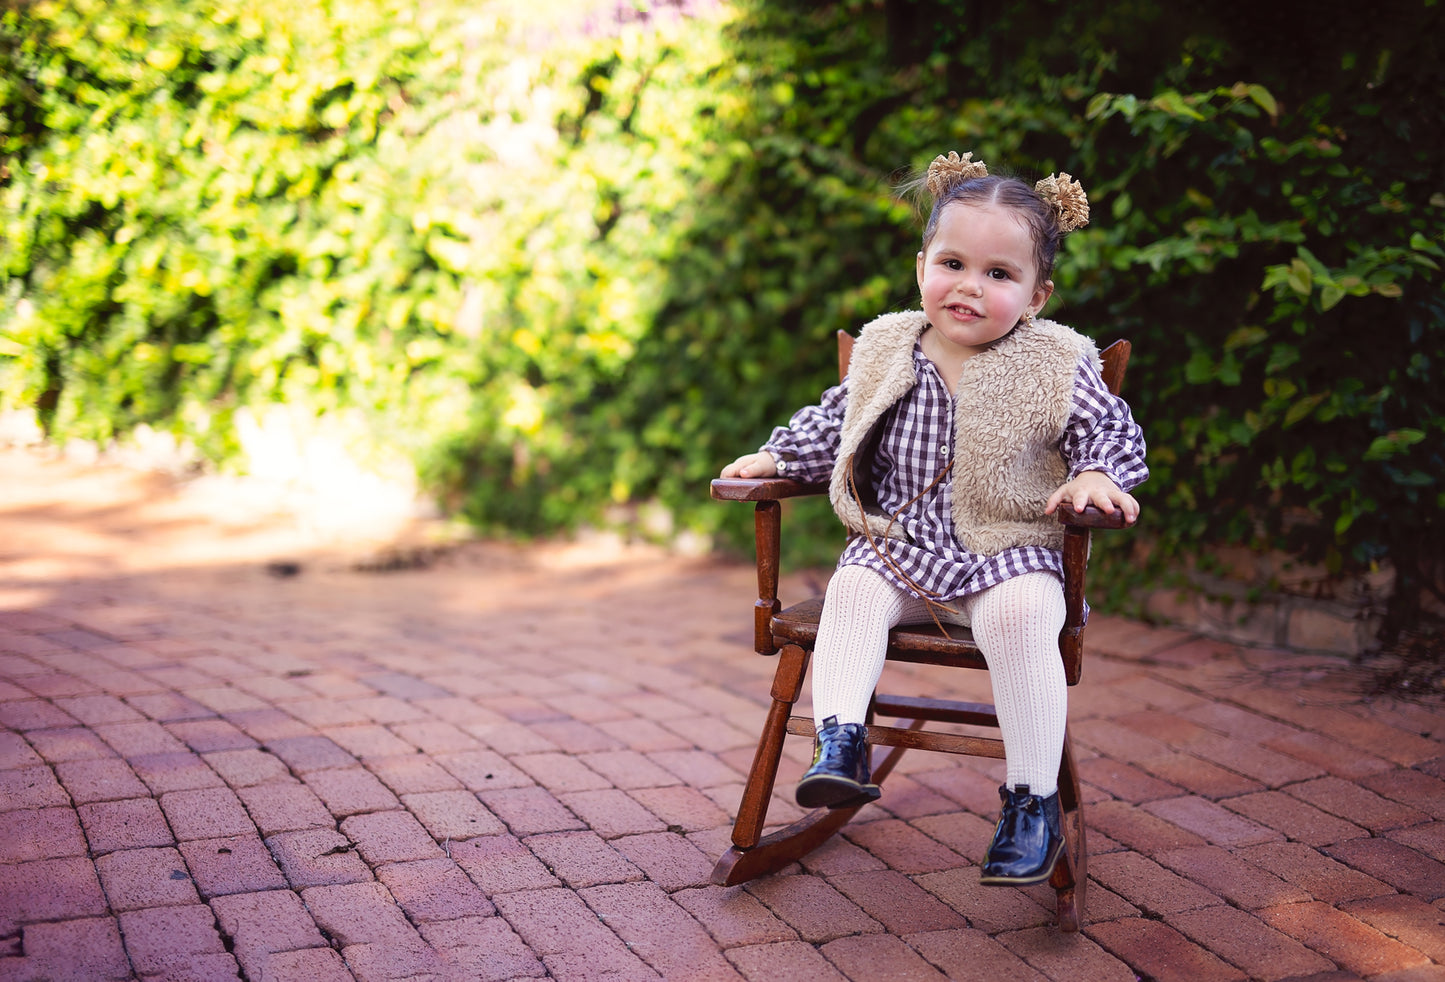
[944, 259, 963, 270]
[988, 268, 1011, 280]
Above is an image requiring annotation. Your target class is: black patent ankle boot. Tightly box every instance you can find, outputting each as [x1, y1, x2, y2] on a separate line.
[979, 784, 1064, 886]
[795, 716, 881, 810]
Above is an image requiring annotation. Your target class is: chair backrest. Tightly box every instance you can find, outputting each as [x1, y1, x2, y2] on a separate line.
[835, 329, 1130, 395]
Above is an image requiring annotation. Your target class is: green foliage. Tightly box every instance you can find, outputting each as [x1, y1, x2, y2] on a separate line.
[3, 0, 1442, 630]
[1, 0, 514, 460]
[1060, 5, 1445, 626]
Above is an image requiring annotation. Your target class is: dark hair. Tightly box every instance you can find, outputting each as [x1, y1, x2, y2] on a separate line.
[909, 173, 1062, 285]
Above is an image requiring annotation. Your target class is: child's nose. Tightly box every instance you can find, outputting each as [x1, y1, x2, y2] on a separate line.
[958, 271, 984, 295]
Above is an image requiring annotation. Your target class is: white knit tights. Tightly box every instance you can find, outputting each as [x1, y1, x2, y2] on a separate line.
[811, 565, 1068, 796]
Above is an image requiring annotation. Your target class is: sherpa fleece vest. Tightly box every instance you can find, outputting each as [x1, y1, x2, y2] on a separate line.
[828, 311, 1100, 557]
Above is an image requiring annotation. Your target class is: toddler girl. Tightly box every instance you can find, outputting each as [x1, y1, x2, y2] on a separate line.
[720, 151, 1147, 886]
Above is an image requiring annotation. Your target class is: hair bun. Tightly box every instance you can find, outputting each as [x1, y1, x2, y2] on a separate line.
[1034, 172, 1090, 232]
[926, 151, 989, 199]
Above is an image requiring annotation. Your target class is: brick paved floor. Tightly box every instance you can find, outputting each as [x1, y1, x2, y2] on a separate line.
[1, 447, 1443, 981]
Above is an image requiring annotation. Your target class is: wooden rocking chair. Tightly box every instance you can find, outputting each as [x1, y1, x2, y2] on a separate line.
[709, 331, 1134, 933]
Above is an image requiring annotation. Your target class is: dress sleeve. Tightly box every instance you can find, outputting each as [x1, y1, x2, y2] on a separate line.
[1060, 358, 1149, 491]
[759, 379, 849, 484]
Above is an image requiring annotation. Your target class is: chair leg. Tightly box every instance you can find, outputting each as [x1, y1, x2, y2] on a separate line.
[712, 646, 918, 887]
[712, 722, 916, 887]
[1048, 729, 1087, 933]
[713, 799, 864, 886]
[723, 644, 809, 850]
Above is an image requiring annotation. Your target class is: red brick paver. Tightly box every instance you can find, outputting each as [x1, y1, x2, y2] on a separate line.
[1, 447, 1442, 981]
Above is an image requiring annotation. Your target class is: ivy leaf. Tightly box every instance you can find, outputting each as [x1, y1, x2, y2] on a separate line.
[1283, 392, 1327, 427]
[1151, 89, 1205, 120]
[1246, 83, 1278, 120]
[1085, 92, 1113, 119]
[1184, 351, 1215, 384]
[1363, 429, 1426, 461]
[1224, 325, 1268, 351]
[1286, 259, 1313, 296]
[1409, 232, 1445, 257]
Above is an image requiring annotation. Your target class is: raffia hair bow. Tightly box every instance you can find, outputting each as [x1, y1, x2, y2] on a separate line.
[926, 151, 988, 198]
[1034, 172, 1090, 232]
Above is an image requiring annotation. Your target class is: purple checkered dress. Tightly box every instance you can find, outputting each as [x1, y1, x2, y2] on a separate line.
[762, 340, 1148, 602]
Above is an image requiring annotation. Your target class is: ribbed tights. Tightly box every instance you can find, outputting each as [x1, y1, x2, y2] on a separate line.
[810, 565, 1068, 796]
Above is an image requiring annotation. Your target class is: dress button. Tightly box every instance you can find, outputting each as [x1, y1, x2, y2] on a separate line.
[939, 444, 948, 456]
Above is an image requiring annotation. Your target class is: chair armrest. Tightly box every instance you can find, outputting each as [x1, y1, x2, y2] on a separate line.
[711, 476, 828, 656]
[1056, 505, 1133, 531]
[711, 477, 830, 502]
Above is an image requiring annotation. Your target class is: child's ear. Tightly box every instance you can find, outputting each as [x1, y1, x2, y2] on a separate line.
[1032, 278, 1055, 314]
[916, 251, 926, 293]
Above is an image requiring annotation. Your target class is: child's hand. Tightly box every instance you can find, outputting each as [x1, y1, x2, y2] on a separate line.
[1045, 470, 1140, 524]
[720, 452, 779, 479]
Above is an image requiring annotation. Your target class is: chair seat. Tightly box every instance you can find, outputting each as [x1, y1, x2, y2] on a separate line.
[773, 597, 990, 672]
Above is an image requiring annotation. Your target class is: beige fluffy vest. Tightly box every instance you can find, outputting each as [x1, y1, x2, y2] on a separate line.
[828, 311, 1100, 556]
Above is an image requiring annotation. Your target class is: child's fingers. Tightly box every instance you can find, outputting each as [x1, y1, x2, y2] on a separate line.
[1119, 492, 1141, 524]
[1047, 476, 1139, 519]
[721, 453, 777, 479]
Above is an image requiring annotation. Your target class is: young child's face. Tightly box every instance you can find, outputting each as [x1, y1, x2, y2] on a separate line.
[916, 202, 1054, 359]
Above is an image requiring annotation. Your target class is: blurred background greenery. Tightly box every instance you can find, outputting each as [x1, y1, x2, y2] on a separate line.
[2, 0, 1441, 641]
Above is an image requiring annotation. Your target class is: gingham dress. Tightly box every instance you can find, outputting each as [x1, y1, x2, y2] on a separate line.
[762, 340, 1149, 603]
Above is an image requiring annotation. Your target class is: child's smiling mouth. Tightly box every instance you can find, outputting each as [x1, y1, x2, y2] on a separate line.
[946, 303, 983, 319]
